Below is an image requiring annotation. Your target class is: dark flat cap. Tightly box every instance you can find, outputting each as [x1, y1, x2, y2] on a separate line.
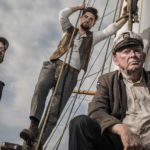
[112, 31, 143, 55]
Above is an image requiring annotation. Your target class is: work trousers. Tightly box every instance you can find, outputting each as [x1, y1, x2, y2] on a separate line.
[69, 115, 123, 150]
[30, 60, 78, 145]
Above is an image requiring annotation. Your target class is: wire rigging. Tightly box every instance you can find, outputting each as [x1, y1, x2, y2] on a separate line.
[109, 0, 123, 72]
[45, 0, 122, 149]
[101, 0, 120, 75]
[35, 1, 86, 150]
[48, 0, 111, 148]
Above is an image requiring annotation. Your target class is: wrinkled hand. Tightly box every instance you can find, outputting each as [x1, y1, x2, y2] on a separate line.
[122, 5, 128, 16]
[119, 125, 142, 150]
[78, 2, 85, 10]
[110, 124, 142, 150]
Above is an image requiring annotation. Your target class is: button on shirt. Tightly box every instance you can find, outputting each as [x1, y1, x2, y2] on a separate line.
[59, 8, 119, 70]
[122, 72, 150, 150]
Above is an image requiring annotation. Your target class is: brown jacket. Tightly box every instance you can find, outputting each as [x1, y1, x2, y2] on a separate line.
[50, 26, 93, 72]
[88, 69, 150, 134]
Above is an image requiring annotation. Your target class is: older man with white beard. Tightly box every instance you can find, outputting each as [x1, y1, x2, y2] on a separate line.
[69, 31, 150, 150]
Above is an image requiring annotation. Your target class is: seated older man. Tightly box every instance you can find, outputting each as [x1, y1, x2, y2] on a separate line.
[69, 31, 150, 150]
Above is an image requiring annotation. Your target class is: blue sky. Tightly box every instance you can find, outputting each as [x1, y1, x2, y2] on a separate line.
[0, 0, 121, 149]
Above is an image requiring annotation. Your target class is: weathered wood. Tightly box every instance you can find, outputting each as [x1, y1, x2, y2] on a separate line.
[73, 90, 95, 95]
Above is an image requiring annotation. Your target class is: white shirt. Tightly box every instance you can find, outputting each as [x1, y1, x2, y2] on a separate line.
[59, 8, 119, 70]
[122, 73, 150, 150]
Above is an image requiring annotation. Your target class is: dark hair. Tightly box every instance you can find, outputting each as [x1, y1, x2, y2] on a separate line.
[82, 7, 98, 21]
[0, 37, 9, 51]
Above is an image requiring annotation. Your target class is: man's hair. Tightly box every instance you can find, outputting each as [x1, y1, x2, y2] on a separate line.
[0, 37, 9, 51]
[82, 7, 98, 21]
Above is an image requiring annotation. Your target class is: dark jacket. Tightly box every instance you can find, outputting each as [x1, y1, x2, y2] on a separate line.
[50, 26, 93, 72]
[0, 81, 5, 101]
[88, 69, 150, 134]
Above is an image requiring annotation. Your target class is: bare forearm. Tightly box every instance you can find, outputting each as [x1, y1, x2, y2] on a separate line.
[70, 2, 85, 13]
[116, 17, 128, 29]
[115, 4, 128, 29]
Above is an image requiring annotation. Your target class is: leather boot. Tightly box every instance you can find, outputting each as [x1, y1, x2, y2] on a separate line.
[20, 117, 39, 142]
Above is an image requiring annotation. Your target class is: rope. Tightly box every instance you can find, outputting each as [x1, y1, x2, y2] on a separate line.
[44, 65, 109, 148]
[47, 1, 110, 148]
[91, 0, 96, 7]
[109, 0, 123, 72]
[43, 98, 74, 150]
[43, 0, 117, 148]
[80, 67, 108, 80]
[35, 1, 85, 150]
[101, 0, 120, 75]
[50, 1, 111, 148]
[70, 50, 112, 119]
[78, 0, 109, 83]
[52, 51, 112, 150]
[87, 0, 92, 7]
[54, 72, 86, 150]
[79, 39, 107, 81]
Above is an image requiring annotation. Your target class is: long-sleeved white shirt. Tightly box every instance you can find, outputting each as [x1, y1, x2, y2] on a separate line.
[59, 8, 120, 70]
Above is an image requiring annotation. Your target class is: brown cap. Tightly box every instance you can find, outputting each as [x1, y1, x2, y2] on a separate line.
[112, 31, 143, 55]
[0, 37, 9, 51]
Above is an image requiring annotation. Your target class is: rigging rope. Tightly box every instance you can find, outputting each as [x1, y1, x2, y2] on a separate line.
[44, 98, 74, 150]
[70, 50, 112, 120]
[54, 72, 86, 150]
[78, 39, 107, 82]
[53, 50, 112, 150]
[46, 0, 110, 148]
[109, 0, 123, 72]
[87, 0, 92, 7]
[45, 0, 122, 148]
[91, 0, 96, 7]
[78, 0, 109, 85]
[101, 0, 120, 75]
[35, 1, 86, 150]
[46, 0, 111, 148]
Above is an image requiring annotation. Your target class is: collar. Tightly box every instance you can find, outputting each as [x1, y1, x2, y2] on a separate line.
[118, 70, 144, 84]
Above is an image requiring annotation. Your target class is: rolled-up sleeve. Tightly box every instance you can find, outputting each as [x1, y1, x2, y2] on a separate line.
[92, 23, 119, 46]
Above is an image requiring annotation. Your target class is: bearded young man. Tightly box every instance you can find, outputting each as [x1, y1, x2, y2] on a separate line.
[69, 31, 150, 150]
[20, 2, 128, 148]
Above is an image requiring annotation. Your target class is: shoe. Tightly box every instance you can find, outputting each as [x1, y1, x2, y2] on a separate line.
[20, 127, 39, 141]
[20, 117, 39, 141]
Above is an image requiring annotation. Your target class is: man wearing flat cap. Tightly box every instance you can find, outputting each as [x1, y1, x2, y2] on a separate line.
[0, 37, 9, 100]
[69, 31, 150, 150]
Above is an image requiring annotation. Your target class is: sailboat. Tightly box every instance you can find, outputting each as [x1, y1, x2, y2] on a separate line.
[1, 0, 150, 150]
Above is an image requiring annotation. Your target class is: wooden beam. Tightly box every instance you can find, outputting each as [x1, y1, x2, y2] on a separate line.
[73, 90, 95, 95]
